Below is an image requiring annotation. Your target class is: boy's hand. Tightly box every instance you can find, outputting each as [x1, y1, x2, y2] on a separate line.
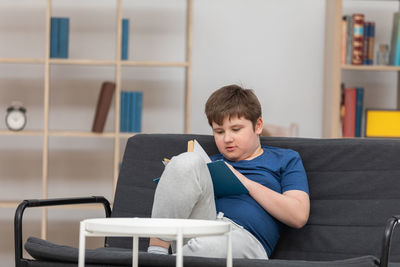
[224, 162, 249, 188]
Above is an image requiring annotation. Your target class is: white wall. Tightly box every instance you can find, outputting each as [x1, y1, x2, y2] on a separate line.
[191, 0, 326, 137]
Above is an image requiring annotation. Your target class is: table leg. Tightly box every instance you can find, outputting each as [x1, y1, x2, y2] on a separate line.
[78, 221, 86, 267]
[132, 236, 139, 267]
[176, 229, 183, 267]
[226, 226, 232, 267]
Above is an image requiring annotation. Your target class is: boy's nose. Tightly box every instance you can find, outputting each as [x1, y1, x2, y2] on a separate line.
[223, 133, 233, 143]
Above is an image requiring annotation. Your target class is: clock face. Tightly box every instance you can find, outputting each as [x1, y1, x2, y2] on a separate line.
[6, 110, 26, 131]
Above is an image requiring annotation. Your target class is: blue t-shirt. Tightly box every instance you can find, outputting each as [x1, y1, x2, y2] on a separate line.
[210, 145, 309, 257]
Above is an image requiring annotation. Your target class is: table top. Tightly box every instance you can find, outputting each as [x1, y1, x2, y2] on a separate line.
[82, 218, 231, 238]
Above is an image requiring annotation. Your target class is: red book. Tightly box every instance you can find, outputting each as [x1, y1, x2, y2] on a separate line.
[352, 14, 365, 65]
[92, 81, 116, 133]
[343, 88, 357, 137]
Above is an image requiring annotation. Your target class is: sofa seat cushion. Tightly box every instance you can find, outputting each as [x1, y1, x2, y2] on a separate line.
[25, 237, 380, 267]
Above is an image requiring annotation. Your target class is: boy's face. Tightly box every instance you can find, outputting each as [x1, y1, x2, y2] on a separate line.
[212, 116, 263, 162]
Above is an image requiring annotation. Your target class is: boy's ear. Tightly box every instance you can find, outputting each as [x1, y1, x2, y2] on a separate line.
[255, 117, 263, 135]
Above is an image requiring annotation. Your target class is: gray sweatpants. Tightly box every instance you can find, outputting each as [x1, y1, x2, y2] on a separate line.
[151, 152, 268, 259]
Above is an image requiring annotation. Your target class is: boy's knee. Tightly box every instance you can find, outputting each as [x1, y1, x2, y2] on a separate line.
[169, 152, 206, 170]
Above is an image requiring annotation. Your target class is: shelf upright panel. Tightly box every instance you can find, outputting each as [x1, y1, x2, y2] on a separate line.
[41, 0, 52, 239]
[113, 0, 123, 198]
[323, 0, 342, 138]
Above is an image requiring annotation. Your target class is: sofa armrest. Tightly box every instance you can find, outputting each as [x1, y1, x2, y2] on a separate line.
[14, 196, 111, 267]
[380, 215, 400, 267]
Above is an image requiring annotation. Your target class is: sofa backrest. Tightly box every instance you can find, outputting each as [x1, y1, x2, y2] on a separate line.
[108, 134, 400, 261]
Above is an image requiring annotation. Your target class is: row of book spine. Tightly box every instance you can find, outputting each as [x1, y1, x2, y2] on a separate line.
[341, 84, 364, 138]
[342, 14, 375, 65]
[91, 81, 142, 133]
[50, 17, 129, 60]
[120, 91, 142, 133]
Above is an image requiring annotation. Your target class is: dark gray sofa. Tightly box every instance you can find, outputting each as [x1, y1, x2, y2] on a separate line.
[15, 134, 400, 267]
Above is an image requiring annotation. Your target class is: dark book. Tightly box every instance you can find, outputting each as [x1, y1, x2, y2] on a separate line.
[355, 87, 364, 137]
[362, 22, 370, 65]
[92, 82, 116, 133]
[367, 22, 375, 65]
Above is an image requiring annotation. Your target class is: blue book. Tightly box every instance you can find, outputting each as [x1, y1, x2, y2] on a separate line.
[119, 91, 124, 132]
[355, 87, 364, 137]
[363, 23, 370, 65]
[368, 23, 375, 65]
[134, 92, 143, 132]
[121, 19, 129, 60]
[50, 18, 59, 58]
[129, 91, 136, 132]
[120, 91, 128, 132]
[58, 17, 69, 58]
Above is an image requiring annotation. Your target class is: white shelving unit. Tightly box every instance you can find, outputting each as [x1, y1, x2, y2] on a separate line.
[0, 0, 193, 241]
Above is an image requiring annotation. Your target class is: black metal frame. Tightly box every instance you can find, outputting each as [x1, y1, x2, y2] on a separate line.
[380, 215, 400, 267]
[14, 196, 111, 267]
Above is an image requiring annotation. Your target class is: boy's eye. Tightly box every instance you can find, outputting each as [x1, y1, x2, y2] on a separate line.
[232, 128, 241, 132]
[213, 129, 224, 134]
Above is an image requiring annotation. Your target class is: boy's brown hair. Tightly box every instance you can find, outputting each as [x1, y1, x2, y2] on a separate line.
[205, 84, 262, 129]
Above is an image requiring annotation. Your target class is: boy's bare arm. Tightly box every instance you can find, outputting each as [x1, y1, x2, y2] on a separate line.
[226, 163, 310, 229]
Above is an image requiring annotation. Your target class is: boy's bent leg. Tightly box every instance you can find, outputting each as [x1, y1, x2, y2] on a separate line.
[149, 152, 217, 253]
[151, 152, 216, 220]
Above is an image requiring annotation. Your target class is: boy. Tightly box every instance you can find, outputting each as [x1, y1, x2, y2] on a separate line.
[148, 84, 310, 259]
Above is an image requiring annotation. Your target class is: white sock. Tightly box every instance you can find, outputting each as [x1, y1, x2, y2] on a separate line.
[147, 246, 169, 255]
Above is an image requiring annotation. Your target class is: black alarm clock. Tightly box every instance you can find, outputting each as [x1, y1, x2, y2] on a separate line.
[5, 102, 27, 131]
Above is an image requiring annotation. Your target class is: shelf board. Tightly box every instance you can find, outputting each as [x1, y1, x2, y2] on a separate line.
[0, 130, 43, 136]
[0, 58, 45, 64]
[342, 64, 400, 71]
[0, 130, 139, 138]
[0, 58, 189, 67]
[49, 131, 116, 138]
[50, 58, 116, 66]
[122, 61, 189, 67]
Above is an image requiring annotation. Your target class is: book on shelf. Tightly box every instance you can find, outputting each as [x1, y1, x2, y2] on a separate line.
[342, 86, 365, 138]
[154, 139, 249, 198]
[352, 14, 364, 65]
[341, 16, 348, 65]
[362, 22, 374, 65]
[355, 87, 364, 137]
[365, 109, 400, 138]
[389, 12, 400, 66]
[120, 91, 143, 132]
[345, 15, 354, 65]
[50, 17, 70, 59]
[367, 22, 375, 65]
[50, 18, 59, 58]
[121, 18, 129, 60]
[92, 81, 116, 133]
[343, 88, 356, 137]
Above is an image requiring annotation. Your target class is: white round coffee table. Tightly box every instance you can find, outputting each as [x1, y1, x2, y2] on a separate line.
[78, 217, 232, 267]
